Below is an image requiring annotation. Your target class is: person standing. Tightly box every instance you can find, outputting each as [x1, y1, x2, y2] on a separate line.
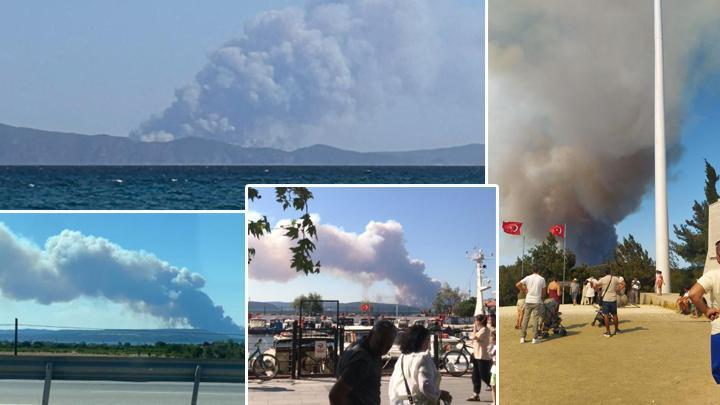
[467, 315, 492, 401]
[630, 278, 641, 306]
[688, 239, 720, 384]
[516, 265, 546, 344]
[330, 320, 397, 405]
[570, 278, 580, 305]
[585, 277, 597, 306]
[515, 283, 527, 329]
[593, 269, 624, 337]
[655, 270, 664, 296]
[547, 277, 561, 304]
[388, 325, 452, 404]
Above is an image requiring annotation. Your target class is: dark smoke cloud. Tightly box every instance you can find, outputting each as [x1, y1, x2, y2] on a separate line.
[490, 0, 720, 264]
[249, 218, 441, 307]
[132, 0, 484, 152]
[0, 223, 240, 334]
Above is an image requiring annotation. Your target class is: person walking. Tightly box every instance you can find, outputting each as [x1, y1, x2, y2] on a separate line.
[593, 269, 624, 337]
[570, 278, 580, 305]
[516, 265, 546, 344]
[388, 325, 452, 404]
[331, 320, 397, 405]
[467, 315, 492, 401]
[688, 239, 720, 384]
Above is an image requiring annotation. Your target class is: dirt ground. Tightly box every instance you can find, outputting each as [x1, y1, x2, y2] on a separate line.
[499, 304, 720, 404]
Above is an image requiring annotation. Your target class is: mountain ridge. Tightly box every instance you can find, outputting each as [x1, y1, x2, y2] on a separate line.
[0, 123, 484, 166]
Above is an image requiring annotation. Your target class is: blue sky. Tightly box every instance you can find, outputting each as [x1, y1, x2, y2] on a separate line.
[0, 0, 485, 152]
[0, 0, 295, 136]
[248, 186, 497, 305]
[0, 213, 245, 329]
[616, 70, 720, 264]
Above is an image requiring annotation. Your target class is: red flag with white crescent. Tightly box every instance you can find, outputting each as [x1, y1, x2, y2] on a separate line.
[550, 224, 565, 238]
[502, 221, 523, 235]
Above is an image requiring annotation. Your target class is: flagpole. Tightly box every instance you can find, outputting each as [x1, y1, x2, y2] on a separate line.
[521, 233, 525, 277]
[562, 223, 567, 304]
[654, 0, 671, 294]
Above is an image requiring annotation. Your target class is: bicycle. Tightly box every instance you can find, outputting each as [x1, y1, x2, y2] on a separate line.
[441, 335, 473, 377]
[300, 352, 334, 375]
[249, 339, 279, 380]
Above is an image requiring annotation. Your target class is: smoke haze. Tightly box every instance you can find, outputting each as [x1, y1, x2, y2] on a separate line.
[249, 219, 440, 307]
[132, 0, 484, 152]
[0, 223, 240, 334]
[489, 0, 720, 264]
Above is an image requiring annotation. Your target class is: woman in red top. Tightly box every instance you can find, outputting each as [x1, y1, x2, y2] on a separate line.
[548, 277, 561, 303]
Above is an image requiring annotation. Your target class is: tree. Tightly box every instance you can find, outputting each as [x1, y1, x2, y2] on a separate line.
[672, 160, 719, 268]
[432, 283, 462, 314]
[528, 233, 576, 282]
[498, 258, 524, 306]
[292, 292, 324, 314]
[455, 297, 477, 317]
[610, 234, 655, 291]
[247, 187, 321, 275]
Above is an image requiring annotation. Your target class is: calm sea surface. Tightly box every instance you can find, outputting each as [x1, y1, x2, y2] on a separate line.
[0, 166, 484, 210]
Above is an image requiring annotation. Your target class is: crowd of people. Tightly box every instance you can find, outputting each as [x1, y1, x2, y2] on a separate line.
[509, 243, 720, 384]
[329, 314, 498, 405]
[514, 265, 630, 340]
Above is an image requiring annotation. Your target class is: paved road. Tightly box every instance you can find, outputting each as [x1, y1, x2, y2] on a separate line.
[249, 374, 494, 404]
[0, 380, 244, 405]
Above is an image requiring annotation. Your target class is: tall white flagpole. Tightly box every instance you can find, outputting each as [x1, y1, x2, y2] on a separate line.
[654, 0, 671, 293]
[562, 223, 567, 304]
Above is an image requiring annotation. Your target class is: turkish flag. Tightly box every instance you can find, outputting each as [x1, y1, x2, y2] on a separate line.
[502, 221, 523, 235]
[550, 224, 565, 238]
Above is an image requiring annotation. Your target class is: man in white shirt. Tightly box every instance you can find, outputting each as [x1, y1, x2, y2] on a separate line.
[593, 269, 625, 337]
[515, 265, 546, 344]
[688, 240, 720, 384]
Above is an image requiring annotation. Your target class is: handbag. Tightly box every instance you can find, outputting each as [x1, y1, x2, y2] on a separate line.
[600, 276, 613, 302]
[400, 355, 416, 405]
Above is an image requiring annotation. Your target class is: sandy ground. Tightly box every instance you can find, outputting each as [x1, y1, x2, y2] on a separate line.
[499, 304, 719, 404]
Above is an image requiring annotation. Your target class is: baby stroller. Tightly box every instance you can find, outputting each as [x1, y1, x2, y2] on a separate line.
[539, 299, 567, 337]
[591, 308, 616, 327]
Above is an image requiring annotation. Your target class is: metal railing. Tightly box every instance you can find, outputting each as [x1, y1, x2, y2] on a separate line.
[0, 355, 244, 405]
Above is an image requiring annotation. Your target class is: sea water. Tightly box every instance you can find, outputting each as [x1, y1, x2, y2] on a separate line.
[0, 166, 484, 210]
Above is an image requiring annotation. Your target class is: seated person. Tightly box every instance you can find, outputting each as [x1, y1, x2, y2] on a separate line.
[677, 287, 691, 315]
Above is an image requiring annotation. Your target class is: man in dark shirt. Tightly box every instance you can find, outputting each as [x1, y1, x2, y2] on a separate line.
[329, 320, 397, 405]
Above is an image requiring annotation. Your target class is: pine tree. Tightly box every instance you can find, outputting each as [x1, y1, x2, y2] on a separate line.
[671, 160, 719, 267]
[611, 234, 654, 290]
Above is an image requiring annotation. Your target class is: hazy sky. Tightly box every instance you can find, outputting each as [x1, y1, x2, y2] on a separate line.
[493, 1, 720, 267]
[0, 213, 245, 331]
[248, 186, 497, 307]
[0, 0, 484, 151]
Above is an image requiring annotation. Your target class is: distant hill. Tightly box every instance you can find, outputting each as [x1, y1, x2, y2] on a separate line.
[0, 123, 483, 165]
[249, 300, 422, 315]
[0, 328, 244, 344]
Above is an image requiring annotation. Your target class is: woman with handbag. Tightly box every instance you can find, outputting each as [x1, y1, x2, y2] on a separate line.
[389, 325, 453, 404]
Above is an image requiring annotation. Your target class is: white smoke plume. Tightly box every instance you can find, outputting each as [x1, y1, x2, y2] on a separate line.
[132, 0, 484, 151]
[249, 219, 440, 307]
[489, 0, 720, 264]
[0, 223, 240, 334]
